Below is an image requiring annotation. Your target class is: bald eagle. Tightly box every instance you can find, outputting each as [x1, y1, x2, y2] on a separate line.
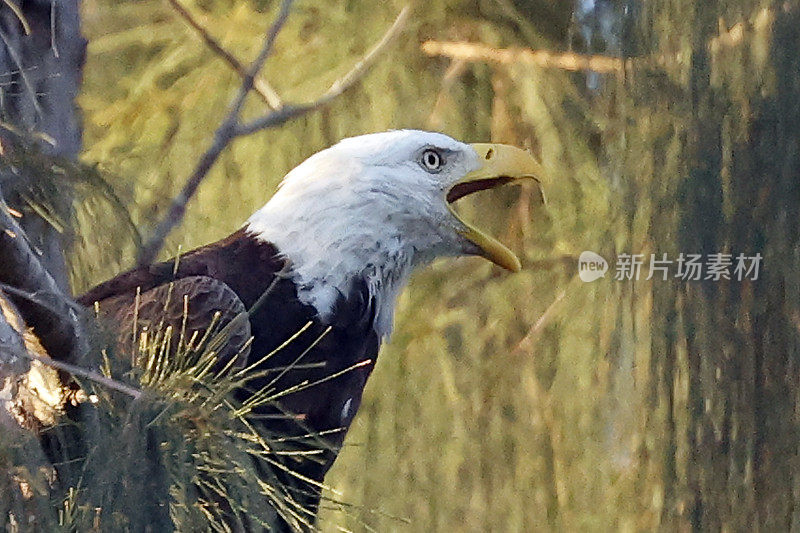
[78, 130, 543, 522]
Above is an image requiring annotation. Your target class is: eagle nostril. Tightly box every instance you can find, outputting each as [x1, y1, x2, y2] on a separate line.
[485, 148, 494, 160]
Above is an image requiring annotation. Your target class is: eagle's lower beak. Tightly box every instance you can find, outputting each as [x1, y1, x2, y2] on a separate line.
[446, 143, 545, 272]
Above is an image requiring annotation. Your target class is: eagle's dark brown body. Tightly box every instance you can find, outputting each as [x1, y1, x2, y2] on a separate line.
[78, 228, 380, 515]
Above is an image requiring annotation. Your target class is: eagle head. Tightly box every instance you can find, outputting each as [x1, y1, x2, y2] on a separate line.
[247, 130, 545, 335]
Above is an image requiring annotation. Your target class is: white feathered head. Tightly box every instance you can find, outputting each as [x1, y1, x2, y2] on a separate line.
[247, 130, 544, 334]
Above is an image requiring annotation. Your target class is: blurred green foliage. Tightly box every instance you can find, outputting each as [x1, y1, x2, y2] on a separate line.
[73, 0, 800, 531]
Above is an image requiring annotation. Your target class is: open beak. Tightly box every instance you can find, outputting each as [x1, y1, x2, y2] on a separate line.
[446, 143, 545, 272]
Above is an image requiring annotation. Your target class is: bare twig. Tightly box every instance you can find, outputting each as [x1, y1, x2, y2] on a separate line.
[0, 26, 43, 117]
[234, 5, 411, 137]
[511, 274, 579, 357]
[137, 0, 294, 266]
[421, 40, 623, 73]
[21, 349, 142, 399]
[427, 59, 467, 129]
[138, 3, 410, 265]
[50, 0, 59, 58]
[224, 0, 294, 132]
[165, 0, 282, 109]
[0, 282, 84, 316]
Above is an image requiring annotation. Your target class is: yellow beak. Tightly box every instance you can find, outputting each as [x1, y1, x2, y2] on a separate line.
[446, 143, 545, 272]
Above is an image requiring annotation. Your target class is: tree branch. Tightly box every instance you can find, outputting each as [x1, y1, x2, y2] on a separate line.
[0, 284, 141, 399]
[137, 3, 409, 265]
[1, 0, 31, 35]
[423, 8, 778, 76]
[0, 26, 43, 117]
[234, 5, 410, 137]
[511, 277, 575, 357]
[421, 40, 624, 73]
[165, 0, 282, 109]
[137, 0, 294, 266]
[0, 291, 29, 378]
[21, 349, 143, 400]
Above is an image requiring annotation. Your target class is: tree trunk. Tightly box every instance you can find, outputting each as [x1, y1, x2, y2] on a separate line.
[0, 0, 85, 290]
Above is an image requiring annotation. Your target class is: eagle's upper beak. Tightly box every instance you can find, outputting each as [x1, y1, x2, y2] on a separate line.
[446, 143, 545, 272]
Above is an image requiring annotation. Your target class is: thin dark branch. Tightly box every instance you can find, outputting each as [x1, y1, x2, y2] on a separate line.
[137, 0, 294, 266]
[234, 5, 411, 137]
[166, 0, 282, 109]
[139, 0, 292, 265]
[0, 26, 42, 117]
[138, 3, 409, 266]
[21, 349, 142, 399]
[0, 282, 84, 314]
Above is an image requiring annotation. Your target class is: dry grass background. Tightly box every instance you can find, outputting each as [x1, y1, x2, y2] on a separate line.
[71, 0, 798, 531]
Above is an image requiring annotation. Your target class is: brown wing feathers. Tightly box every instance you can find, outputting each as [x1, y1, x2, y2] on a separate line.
[76, 228, 284, 368]
[101, 276, 252, 368]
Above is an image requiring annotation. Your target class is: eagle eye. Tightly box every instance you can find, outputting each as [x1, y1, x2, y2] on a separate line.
[420, 149, 444, 173]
